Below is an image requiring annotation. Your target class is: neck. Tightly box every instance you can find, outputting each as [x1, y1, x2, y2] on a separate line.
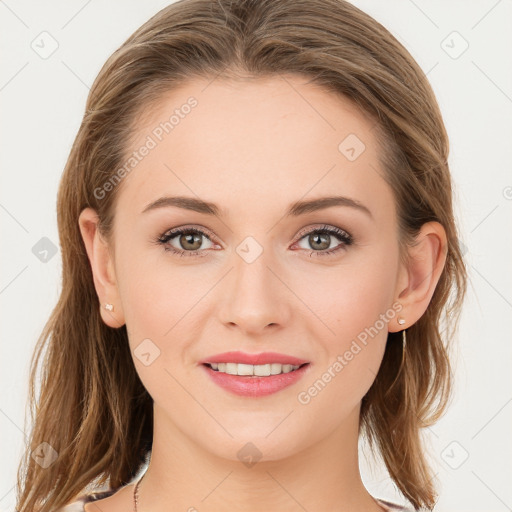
[136, 404, 385, 512]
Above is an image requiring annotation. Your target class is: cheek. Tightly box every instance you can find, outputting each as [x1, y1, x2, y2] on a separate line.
[115, 241, 185, 347]
[115, 243, 213, 379]
[302, 248, 398, 397]
[308, 251, 398, 340]
[114, 248, 196, 403]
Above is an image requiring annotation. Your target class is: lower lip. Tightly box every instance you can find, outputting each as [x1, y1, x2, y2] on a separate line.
[201, 363, 311, 397]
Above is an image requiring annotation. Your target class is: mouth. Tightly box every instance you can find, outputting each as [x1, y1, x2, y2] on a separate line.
[200, 356, 311, 397]
[203, 361, 309, 377]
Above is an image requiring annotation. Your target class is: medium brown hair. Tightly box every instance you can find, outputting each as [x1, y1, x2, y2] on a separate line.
[16, 0, 467, 510]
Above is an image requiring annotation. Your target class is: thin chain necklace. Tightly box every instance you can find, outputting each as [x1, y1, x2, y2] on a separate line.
[133, 472, 145, 512]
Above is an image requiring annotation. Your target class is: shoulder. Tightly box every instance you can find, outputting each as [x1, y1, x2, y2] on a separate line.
[376, 498, 417, 511]
[56, 490, 117, 512]
[55, 500, 86, 512]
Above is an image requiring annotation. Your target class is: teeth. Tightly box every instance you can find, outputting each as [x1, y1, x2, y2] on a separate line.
[210, 362, 301, 376]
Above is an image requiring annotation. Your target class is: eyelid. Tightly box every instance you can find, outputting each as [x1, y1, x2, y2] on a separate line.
[293, 223, 352, 242]
[159, 224, 218, 243]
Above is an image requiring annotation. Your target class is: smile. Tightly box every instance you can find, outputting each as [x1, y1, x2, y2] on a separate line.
[206, 362, 304, 376]
[201, 362, 311, 397]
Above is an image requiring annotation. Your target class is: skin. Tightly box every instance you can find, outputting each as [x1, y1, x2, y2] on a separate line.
[79, 75, 447, 512]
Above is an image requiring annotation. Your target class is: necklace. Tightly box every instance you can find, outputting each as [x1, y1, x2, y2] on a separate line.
[133, 472, 145, 512]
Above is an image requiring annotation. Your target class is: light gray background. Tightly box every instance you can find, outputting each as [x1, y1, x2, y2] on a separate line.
[1, 1, 511, 511]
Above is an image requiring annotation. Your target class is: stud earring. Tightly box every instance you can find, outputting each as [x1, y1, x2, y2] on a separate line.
[397, 317, 405, 325]
[104, 303, 114, 312]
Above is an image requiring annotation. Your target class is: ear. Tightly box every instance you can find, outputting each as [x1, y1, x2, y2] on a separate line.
[390, 221, 448, 332]
[78, 207, 125, 328]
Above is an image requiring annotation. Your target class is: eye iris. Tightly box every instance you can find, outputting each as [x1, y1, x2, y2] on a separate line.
[180, 232, 202, 250]
[310, 232, 330, 250]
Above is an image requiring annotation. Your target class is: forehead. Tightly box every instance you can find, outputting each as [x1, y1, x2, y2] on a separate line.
[116, 75, 392, 222]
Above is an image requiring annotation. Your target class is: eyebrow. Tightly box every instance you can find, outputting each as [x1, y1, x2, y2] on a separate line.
[141, 195, 373, 219]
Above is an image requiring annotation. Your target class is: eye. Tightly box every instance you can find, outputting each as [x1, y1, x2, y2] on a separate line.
[155, 226, 216, 257]
[154, 223, 354, 258]
[293, 224, 353, 257]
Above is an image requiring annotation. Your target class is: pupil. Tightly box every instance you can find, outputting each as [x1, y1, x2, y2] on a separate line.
[311, 233, 329, 250]
[181, 233, 201, 250]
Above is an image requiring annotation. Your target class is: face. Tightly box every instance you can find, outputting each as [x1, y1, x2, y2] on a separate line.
[106, 75, 404, 462]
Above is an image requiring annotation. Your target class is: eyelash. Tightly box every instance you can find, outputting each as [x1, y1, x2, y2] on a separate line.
[154, 224, 354, 259]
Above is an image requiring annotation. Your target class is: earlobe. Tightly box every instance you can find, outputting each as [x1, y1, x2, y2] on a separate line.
[392, 221, 448, 331]
[78, 207, 125, 328]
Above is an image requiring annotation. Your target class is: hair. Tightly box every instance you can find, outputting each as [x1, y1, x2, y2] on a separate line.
[15, 0, 468, 510]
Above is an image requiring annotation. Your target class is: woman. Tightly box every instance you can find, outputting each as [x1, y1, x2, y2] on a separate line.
[15, 0, 467, 511]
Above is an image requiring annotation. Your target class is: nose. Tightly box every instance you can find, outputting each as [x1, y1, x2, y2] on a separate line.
[217, 247, 291, 336]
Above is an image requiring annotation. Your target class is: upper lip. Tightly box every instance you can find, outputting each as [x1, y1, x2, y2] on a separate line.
[200, 351, 309, 366]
